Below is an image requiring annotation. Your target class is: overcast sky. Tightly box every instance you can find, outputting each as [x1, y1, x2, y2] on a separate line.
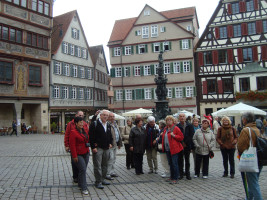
[53, 0, 220, 68]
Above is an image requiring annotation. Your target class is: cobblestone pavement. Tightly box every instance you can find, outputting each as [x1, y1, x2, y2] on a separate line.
[0, 134, 266, 200]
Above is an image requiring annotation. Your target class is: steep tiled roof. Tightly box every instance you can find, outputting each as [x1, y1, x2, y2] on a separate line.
[51, 10, 76, 54]
[108, 6, 196, 45]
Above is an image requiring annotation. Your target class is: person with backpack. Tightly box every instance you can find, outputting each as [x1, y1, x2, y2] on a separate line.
[238, 112, 263, 200]
[216, 116, 238, 178]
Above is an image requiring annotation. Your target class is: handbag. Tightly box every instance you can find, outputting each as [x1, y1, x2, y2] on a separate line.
[238, 128, 259, 172]
[250, 128, 267, 166]
[203, 132, 214, 159]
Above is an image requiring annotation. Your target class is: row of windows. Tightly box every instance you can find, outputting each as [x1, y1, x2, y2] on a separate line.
[0, 61, 41, 85]
[228, 0, 258, 15]
[0, 24, 49, 49]
[215, 21, 267, 39]
[5, 0, 50, 16]
[95, 69, 108, 85]
[61, 42, 88, 59]
[52, 86, 107, 101]
[112, 39, 191, 56]
[135, 25, 166, 38]
[115, 86, 196, 101]
[110, 61, 193, 78]
[239, 76, 267, 92]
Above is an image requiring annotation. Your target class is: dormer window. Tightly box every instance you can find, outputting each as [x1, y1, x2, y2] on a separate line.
[144, 10, 150, 16]
[71, 28, 80, 39]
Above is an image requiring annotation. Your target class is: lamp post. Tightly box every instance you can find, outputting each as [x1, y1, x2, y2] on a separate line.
[153, 51, 171, 121]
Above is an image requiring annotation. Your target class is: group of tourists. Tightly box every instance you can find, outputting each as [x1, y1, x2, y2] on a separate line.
[64, 110, 264, 199]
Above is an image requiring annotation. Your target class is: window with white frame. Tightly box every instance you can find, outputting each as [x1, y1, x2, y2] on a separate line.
[54, 86, 59, 99]
[167, 88, 172, 98]
[73, 65, 78, 77]
[144, 10, 150, 16]
[115, 67, 122, 77]
[186, 86, 194, 97]
[151, 25, 158, 37]
[72, 87, 77, 99]
[153, 43, 160, 52]
[124, 67, 129, 77]
[125, 46, 132, 55]
[63, 42, 68, 54]
[173, 62, 180, 73]
[160, 26, 166, 33]
[55, 61, 61, 74]
[183, 61, 190, 73]
[125, 89, 132, 100]
[144, 88, 151, 99]
[87, 68, 92, 79]
[116, 90, 123, 101]
[134, 66, 141, 76]
[72, 28, 78, 39]
[79, 88, 84, 99]
[64, 64, 69, 76]
[164, 63, 170, 74]
[163, 41, 170, 51]
[70, 44, 75, 56]
[142, 26, 149, 38]
[187, 25, 191, 31]
[138, 44, 146, 54]
[77, 47, 81, 57]
[82, 48, 87, 59]
[154, 64, 158, 75]
[175, 87, 183, 98]
[144, 65, 151, 76]
[80, 67, 85, 78]
[136, 30, 141, 36]
[182, 40, 189, 49]
[86, 88, 91, 100]
[114, 47, 121, 56]
[63, 86, 68, 99]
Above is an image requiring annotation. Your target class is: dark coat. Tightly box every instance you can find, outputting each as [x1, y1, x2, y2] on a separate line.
[176, 122, 195, 151]
[89, 119, 113, 150]
[129, 126, 146, 154]
[145, 124, 159, 149]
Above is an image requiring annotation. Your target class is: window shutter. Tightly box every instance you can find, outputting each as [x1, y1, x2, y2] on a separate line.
[122, 67, 125, 77]
[239, 1, 246, 12]
[135, 31, 138, 36]
[141, 66, 144, 76]
[75, 46, 78, 57]
[68, 43, 71, 55]
[261, 45, 267, 61]
[256, 21, 263, 34]
[62, 62, 65, 75]
[112, 48, 114, 57]
[122, 47, 125, 55]
[180, 62, 184, 73]
[241, 23, 248, 35]
[254, 0, 259, 10]
[227, 3, 232, 15]
[136, 45, 138, 54]
[179, 41, 182, 50]
[86, 49, 88, 60]
[172, 88, 175, 98]
[169, 41, 172, 50]
[145, 44, 148, 53]
[160, 43, 163, 51]
[132, 66, 135, 76]
[227, 49, 234, 64]
[132, 90, 135, 100]
[142, 89, 145, 99]
[152, 43, 154, 52]
[227, 25, 233, 38]
[193, 87, 197, 97]
[127, 67, 131, 76]
[53, 61, 57, 74]
[85, 67, 88, 79]
[52, 86, 55, 98]
[198, 52, 204, 66]
[114, 90, 116, 101]
[188, 40, 191, 49]
[77, 30, 80, 40]
[182, 87, 186, 97]
[61, 42, 64, 53]
[215, 27, 220, 39]
[71, 28, 74, 38]
[78, 66, 81, 78]
[123, 90, 125, 100]
[131, 46, 134, 55]
[70, 64, 73, 76]
[202, 81, 208, 95]
[69, 86, 72, 99]
[218, 80, 223, 94]
[170, 62, 174, 74]
[252, 46, 258, 61]
[150, 64, 154, 75]
[212, 51, 219, 65]
[164, 27, 166, 32]
[91, 69, 94, 80]
[237, 48, 243, 63]
[190, 61, 193, 72]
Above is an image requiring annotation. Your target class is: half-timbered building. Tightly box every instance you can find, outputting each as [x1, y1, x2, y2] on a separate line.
[195, 0, 267, 117]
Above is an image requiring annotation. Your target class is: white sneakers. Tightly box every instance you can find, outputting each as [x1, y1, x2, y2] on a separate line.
[82, 190, 89, 195]
[203, 176, 208, 179]
[161, 172, 170, 178]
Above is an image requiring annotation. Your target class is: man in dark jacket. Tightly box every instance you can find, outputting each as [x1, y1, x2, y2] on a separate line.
[176, 113, 194, 180]
[90, 110, 113, 189]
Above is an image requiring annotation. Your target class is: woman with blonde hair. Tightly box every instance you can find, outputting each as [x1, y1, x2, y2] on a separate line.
[216, 116, 238, 178]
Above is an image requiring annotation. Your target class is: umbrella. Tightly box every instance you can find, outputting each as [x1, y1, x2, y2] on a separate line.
[241, 172, 249, 199]
[89, 113, 125, 120]
[173, 110, 200, 118]
[214, 102, 266, 116]
[122, 108, 153, 117]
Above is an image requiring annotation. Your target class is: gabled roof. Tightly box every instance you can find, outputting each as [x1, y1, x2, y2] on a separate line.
[108, 5, 197, 45]
[89, 45, 109, 74]
[236, 62, 267, 74]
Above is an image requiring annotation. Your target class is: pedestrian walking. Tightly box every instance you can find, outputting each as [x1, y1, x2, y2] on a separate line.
[69, 117, 90, 195]
[216, 116, 238, 178]
[10, 120, 17, 136]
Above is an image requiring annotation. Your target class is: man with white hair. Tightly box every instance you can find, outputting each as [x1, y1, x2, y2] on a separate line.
[89, 110, 113, 189]
[145, 116, 159, 174]
[106, 112, 122, 180]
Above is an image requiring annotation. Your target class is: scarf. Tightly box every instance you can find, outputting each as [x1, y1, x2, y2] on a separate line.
[221, 124, 232, 143]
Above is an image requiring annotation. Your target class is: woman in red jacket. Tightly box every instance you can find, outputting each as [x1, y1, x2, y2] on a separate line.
[158, 115, 184, 184]
[69, 116, 90, 195]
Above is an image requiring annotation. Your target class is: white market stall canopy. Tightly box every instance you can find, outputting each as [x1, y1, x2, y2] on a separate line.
[211, 108, 226, 117]
[122, 108, 153, 117]
[173, 110, 200, 118]
[212, 103, 266, 116]
[89, 113, 125, 120]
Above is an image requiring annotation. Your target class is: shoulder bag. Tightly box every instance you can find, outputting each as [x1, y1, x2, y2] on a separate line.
[203, 132, 214, 159]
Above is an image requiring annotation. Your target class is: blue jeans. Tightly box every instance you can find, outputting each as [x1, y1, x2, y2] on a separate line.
[166, 151, 179, 180]
[242, 166, 263, 200]
[73, 153, 89, 190]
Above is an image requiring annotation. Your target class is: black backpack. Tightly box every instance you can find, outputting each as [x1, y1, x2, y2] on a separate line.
[250, 128, 267, 166]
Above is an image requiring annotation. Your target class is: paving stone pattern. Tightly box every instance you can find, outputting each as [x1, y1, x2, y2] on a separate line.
[0, 134, 266, 200]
